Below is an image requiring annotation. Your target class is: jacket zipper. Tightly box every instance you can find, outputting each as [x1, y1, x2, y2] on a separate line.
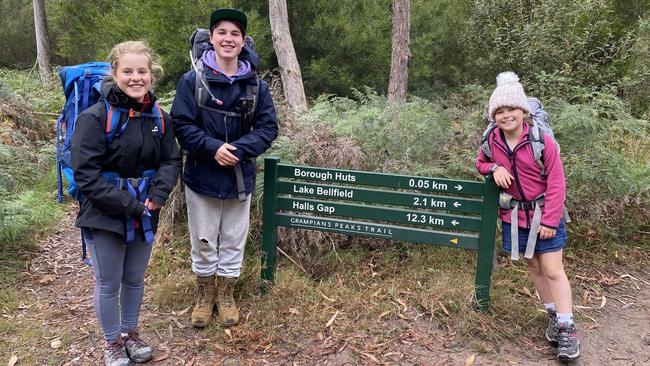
[495, 138, 531, 228]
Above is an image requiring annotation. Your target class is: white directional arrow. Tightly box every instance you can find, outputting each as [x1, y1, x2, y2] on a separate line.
[451, 220, 459, 226]
[453, 201, 461, 208]
[455, 184, 463, 191]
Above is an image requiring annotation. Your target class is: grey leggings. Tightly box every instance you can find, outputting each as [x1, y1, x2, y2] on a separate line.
[82, 228, 153, 342]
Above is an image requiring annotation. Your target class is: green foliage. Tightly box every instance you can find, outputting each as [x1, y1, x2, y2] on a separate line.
[298, 87, 650, 250]
[463, 0, 644, 101]
[305, 89, 457, 175]
[0, 0, 37, 69]
[289, 0, 392, 97]
[0, 68, 64, 113]
[49, 0, 273, 91]
[621, 16, 650, 118]
[409, 0, 473, 96]
[0, 70, 63, 283]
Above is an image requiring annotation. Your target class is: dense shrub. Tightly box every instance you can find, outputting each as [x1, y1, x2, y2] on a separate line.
[287, 88, 650, 256]
[463, 0, 643, 101]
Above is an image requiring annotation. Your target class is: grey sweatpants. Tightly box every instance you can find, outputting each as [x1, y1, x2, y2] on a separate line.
[82, 228, 153, 342]
[185, 186, 251, 278]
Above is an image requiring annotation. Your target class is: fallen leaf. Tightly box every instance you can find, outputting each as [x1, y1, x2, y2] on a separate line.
[360, 352, 380, 363]
[288, 307, 300, 315]
[599, 296, 607, 309]
[378, 310, 391, 320]
[318, 291, 336, 302]
[395, 298, 408, 312]
[437, 301, 450, 316]
[8, 355, 18, 366]
[169, 317, 185, 329]
[176, 307, 190, 316]
[152, 353, 170, 362]
[38, 275, 55, 286]
[50, 339, 62, 349]
[224, 328, 232, 339]
[464, 353, 477, 366]
[397, 312, 410, 320]
[325, 310, 339, 328]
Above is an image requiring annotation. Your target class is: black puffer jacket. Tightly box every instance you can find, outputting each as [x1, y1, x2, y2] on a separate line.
[71, 81, 181, 236]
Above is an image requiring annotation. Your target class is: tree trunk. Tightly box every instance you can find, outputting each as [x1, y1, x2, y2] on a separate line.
[32, 0, 51, 82]
[387, 0, 411, 103]
[269, 0, 308, 114]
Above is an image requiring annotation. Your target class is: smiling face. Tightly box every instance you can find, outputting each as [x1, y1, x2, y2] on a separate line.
[210, 20, 245, 63]
[112, 52, 152, 103]
[493, 106, 526, 136]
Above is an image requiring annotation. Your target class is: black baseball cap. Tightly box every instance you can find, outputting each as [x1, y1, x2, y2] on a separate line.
[209, 8, 247, 33]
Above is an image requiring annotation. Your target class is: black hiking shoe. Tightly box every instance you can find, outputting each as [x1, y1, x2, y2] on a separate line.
[556, 322, 580, 361]
[104, 336, 129, 366]
[124, 328, 153, 363]
[545, 310, 559, 346]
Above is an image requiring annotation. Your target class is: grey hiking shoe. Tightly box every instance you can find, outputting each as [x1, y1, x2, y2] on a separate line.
[104, 336, 129, 366]
[124, 328, 153, 363]
[545, 310, 559, 346]
[557, 322, 580, 361]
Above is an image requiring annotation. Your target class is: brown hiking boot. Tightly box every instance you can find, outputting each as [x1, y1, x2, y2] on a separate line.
[191, 275, 216, 328]
[216, 276, 239, 326]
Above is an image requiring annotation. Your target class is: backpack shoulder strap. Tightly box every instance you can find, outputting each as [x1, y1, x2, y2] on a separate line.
[105, 100, 121, 144]
[480, 123, 498, 161]
[152, 102, 165, 136]
[194, 60, 210, 108]
[248, 75, 259, 115]
[104, 100, 131, 144]
[528, 124, 547, 178]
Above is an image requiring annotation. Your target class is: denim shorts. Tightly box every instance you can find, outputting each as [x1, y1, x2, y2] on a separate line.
[502, 219, 567, 254]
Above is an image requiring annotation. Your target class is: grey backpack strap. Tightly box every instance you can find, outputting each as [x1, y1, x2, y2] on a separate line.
[529, 125, 547, 179]
[193, 60, 211, 109]
[510, 206, 520, 260]
[241, 76, 259, 135]
[481, 123, 498, 160]
[233, 164, 247, 202]
[248, 76, 259, 119]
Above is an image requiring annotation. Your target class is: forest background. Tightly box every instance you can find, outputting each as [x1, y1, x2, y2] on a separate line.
[0, 0, 649, 363]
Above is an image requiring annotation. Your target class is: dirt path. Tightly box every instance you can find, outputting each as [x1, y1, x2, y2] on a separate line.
[3, 210, 649, 365]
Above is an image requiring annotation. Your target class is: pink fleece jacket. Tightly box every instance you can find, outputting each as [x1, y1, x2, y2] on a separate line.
[476, 123, 566, 229]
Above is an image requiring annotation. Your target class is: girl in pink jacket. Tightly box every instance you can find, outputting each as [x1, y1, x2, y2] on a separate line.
[476, 72, 579, 361]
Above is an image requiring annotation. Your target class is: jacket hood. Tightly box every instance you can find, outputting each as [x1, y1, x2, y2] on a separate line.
[100, 79, 158, 111]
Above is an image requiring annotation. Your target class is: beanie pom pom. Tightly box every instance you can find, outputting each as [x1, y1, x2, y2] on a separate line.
[496, 71, 520, 86]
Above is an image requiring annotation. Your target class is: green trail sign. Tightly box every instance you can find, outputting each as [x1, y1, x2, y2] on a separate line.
[261, 157, 499, 311]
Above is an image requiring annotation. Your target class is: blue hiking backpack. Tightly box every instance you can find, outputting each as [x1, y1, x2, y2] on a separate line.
[56, 62, 167, 264]
[56, 62, 165, 204]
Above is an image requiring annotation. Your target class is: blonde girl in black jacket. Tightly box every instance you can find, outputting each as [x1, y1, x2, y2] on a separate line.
[71, 41, 180, 366]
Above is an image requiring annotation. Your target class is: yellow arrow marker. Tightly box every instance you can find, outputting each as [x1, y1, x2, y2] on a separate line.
[450, 238, 458, 245]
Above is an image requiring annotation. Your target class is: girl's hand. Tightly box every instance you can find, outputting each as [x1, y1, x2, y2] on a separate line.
[144, 198, 162, 211]
[493, 167, 514, 188]
[538, 226, 556, 240]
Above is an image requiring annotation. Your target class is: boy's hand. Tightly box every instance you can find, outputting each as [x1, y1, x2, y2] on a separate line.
[493, 166, 514, 188]
[215, 143, 239, 166]
[538, 226, 557, 240]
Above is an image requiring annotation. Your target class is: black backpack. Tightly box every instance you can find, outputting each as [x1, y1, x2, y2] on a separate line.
[188, 28, 259, 137]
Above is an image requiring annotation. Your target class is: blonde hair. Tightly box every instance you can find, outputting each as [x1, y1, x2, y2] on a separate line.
[107, 41, 163, 86]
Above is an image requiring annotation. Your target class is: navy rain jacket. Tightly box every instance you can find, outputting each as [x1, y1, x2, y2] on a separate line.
[171, 67, 278, 199]
[72, 81, 181, 236]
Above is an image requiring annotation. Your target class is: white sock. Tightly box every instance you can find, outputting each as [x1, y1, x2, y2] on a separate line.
[556, 312, 574, 324]
[544, 303, 556, 313]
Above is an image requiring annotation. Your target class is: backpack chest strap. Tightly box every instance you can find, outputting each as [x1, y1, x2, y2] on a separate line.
[499, 193, 545, 260]
[101, 170, 157, 244]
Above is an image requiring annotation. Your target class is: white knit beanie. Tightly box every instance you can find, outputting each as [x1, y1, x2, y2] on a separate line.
[488, 71, 530, 120]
